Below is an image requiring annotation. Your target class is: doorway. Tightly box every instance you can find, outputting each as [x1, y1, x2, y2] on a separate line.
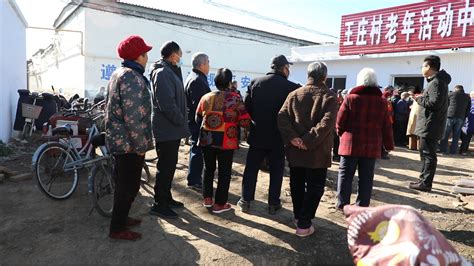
[393, 76, 424, 92]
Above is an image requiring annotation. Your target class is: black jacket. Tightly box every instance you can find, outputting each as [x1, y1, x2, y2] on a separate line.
[415, 70, 451, 140]
[150, 59, 189, 142]
[184, 69, 210, 134]
[244, 71, 300, 149]
[447, 89, 471, 119]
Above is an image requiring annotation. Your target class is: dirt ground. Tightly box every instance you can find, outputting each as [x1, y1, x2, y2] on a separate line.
[0, 138, 473, 265]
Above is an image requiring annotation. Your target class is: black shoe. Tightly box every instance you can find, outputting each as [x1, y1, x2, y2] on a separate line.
[381, 154, 390, 160]
[237, 199, 250, 213]
[408, 182, 432, 192]
[187, 183, 203, 192]
[409, 180, 422, 185]
[150, 204, 178, 219]
[268, 204, 282, 215]
[169, 198, 184, 209]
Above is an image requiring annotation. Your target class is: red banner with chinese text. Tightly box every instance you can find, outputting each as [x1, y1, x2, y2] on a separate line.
[339, 0, 474, 55]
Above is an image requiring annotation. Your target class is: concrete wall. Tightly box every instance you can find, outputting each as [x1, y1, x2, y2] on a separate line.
[83, 8, 295, 97]
[291, 46, 474, 92]
[0, 1, 26, 142]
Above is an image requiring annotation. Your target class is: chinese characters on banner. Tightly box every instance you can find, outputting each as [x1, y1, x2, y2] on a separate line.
[339, 0, 474, 55]
[207, 73, 252, 89]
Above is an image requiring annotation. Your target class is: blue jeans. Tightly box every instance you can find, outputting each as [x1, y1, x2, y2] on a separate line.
[439, 117, 464, 154]
[337, 156, 376, 209]
[186, 131, 203, 186]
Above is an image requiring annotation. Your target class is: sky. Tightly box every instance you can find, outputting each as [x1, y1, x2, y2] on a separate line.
[15, 0, 420, 57]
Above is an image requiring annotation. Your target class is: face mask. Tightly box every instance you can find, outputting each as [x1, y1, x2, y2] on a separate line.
[176, 58, 183, 68]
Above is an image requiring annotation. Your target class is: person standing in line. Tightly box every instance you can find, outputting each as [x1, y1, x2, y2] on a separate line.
[184, 52, 211, 191]
[439, 85, 471, 154]
[277, 62, 338, 237]
[336, 68, 394, 210]
[196, 68, 251, 213]
[238, 55, 300, 214]
[149, 41, 189, 218]
[409, 55, 451, 192]
[459, 91, 474, 155]
[406, 86, 422, 150]
[105, 35, 154, 241]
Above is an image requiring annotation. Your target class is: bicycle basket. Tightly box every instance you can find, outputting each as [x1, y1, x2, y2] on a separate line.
[22, 103, 43, 119]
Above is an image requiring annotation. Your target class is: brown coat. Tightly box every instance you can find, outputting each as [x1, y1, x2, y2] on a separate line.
[277, 81, 338, 168]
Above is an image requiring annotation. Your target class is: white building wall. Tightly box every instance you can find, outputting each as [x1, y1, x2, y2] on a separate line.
[291, 46, 474, 92]
[83, 8, 295, 97]
[0, 1, 27, 142]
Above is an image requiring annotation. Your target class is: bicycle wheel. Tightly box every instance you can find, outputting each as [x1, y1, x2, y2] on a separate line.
[35, 142, 78, 200]
[91, 163, 114, 217]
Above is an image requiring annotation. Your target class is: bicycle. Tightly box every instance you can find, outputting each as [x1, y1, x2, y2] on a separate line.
[21, 92, 44, 139]
[31, 100, 114, 217]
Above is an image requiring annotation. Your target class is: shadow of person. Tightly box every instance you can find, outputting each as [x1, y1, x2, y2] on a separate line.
[439, 229, 474, 247]
[371, 188, 460, 214]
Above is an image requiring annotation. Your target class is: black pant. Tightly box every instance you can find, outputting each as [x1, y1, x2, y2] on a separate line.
[241, 146, 285, 206]
[460, 131, 473, 153]
[202, 147, 234, 205]
[290, 167, 327, 229]
[393, 119, 408, 146]
[419, 137, 438, 187]
[110, 153, 144, 233]
[153, 140, 181, 206]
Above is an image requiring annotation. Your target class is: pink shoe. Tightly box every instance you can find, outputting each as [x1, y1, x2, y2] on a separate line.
[203, 197, 213, 208]
[296, 225, 315, 237]
[212, 203, 232, 214]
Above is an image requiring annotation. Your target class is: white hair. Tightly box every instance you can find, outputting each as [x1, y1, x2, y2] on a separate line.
[356, 67, 378, 87]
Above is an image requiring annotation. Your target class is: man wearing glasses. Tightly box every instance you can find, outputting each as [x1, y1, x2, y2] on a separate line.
[410, 55, 451, 192]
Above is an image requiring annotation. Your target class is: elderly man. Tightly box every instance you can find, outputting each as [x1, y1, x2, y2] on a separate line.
[410, 55, 451, 192]
[149, 41, 189, 218]
[238, 55, 300, 214]
[278, 62, 338, 237]
[439, 85, 471, 154]
[184, 52, 211, 191]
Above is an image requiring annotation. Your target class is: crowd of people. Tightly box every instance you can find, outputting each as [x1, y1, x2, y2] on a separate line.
[103, 35, 473, 242]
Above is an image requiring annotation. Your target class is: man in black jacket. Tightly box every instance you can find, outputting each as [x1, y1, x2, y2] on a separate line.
[439, 85, 471, 154]
[149, 41, 189, 218]
[184, 52, 211, 191]
[238, 55, 300, 214]
[410, 55, 451, 192]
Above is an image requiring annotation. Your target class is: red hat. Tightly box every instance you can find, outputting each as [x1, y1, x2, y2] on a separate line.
[117, 35, 152, 60]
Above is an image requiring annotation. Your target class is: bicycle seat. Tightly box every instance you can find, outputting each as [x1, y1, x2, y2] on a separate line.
[90, 133, 105, 147]
[52, 126, 73, 136]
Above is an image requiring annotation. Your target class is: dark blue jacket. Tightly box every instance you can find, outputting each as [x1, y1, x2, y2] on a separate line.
[184, 69, 210, 134]
[150, 59, 189, 142]
[244, 71, 300, 149]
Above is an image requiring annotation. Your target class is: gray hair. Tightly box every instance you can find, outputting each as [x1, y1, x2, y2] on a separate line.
[307, 61, 328, 83]
[356, 68, 378, 87]
[192, 52, 209, 69]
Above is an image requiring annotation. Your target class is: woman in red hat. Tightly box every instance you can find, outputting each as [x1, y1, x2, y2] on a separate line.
[105, 35, 154, 241]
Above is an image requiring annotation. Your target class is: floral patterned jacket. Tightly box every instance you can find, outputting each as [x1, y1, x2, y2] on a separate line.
[196, 91, 250, 150]
[105, 62, 154, 154]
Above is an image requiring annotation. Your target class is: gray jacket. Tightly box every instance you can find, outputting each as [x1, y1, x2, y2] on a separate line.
[150, 59, 189, 142]
[415, 70, 451, 140]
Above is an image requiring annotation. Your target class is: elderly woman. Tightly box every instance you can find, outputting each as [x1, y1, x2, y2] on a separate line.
[336, 68, 394, 211]
[196, 68, 250, 214]
[105, 35, 154, 241]
[277, 62, 338, 237]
